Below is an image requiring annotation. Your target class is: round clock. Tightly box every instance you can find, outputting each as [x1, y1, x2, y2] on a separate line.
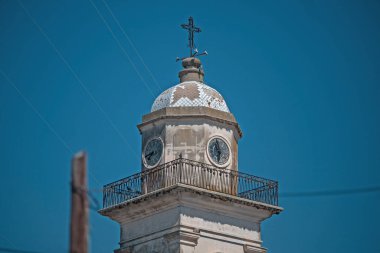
[143, 138, 163, 168]
[207, 137, 231, 166]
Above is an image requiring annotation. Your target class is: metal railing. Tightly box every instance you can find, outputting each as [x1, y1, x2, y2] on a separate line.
[102, 158, 278, 208]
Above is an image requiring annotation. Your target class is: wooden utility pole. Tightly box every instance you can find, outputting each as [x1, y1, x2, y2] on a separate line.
[70, 151, 88, 253]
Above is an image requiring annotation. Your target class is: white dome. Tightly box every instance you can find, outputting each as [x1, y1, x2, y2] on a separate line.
[151, 81, 229, 113]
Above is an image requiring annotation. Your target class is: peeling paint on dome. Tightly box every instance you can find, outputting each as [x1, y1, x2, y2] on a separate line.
[151, 81, 229, 113]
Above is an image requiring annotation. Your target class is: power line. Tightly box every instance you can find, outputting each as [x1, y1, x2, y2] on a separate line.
[0, 247, 45, 253]
[101, 0, 162, 91]
[0, 69, 73, 154]
[280, 185, 380, 198]
[0, 68, 102, 188]
[16, 0, 139, 161]
[72, 185, 102, 211]
[0, 236, 16, 249]
[88, 0, 157, 98]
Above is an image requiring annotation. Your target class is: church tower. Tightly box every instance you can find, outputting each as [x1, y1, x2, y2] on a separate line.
[99, 17, 282, 253]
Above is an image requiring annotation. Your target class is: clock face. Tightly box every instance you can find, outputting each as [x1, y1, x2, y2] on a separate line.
[143, 138, 163, 167]
[208, 137, 230, 166]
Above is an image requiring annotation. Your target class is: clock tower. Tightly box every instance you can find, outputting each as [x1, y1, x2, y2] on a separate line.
[139, 56, 241, 173]
[99, 17, 282, 253]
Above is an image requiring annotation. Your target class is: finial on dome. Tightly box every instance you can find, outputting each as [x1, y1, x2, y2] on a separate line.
[179, 57, 204, 82]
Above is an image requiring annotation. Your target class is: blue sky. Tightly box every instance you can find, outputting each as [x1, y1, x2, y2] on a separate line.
[0, 0, 379, 252]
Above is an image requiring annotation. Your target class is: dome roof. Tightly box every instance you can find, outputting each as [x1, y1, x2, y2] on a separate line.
[151, 81, 229, 113]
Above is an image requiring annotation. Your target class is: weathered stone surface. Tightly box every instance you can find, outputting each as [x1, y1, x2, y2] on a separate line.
[139, 107, 241, 172]
[101, 55, 282, 253]
[100, 185, 282, 253]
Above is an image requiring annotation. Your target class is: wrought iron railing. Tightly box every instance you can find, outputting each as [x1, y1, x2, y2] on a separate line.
[102, 158, 278, 208]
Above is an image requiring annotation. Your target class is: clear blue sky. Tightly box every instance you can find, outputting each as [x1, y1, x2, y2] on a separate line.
[0, 0, 379, 252]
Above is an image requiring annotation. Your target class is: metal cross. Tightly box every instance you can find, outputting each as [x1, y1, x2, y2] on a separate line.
[181, 17, 201, 57]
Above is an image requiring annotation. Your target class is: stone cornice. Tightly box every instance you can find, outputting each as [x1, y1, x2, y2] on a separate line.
[137, 107, 243, 138]
[99, 184, 283, 219]
[244, 244, 268, 253]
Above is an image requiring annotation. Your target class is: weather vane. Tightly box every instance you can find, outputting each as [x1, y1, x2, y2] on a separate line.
[176, 17, 208, 62]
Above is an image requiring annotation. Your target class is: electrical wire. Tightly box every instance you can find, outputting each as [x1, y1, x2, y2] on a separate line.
[0, 69, 73, 154]
[86, 182, 380, 197]
[16, 0, 139, 161]
[88, 0, 157, 98]
[0, 68, 102, 188]
[0, 247, 46, 253]
[280, 185, 380, 198]
[101, 0, 162, 91]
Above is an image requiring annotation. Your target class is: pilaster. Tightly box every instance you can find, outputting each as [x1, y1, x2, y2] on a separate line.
[165, 230, 200, 253]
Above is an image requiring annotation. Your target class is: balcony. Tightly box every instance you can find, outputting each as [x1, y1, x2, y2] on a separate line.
[102, 158, 279, 209]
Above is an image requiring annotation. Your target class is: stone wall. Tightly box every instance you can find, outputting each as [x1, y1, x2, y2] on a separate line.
[138, 107, 242, 172]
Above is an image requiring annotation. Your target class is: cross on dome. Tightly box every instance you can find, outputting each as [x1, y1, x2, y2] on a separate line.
[181, 16, 201, 57]
[152, 18, 229, 113]
[178, 17, 207, 61]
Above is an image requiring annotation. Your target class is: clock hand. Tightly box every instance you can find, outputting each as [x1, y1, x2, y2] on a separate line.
[215, 139, 220, 151]
[215, 140, 221, 162]
[145, 151, 154, 160]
